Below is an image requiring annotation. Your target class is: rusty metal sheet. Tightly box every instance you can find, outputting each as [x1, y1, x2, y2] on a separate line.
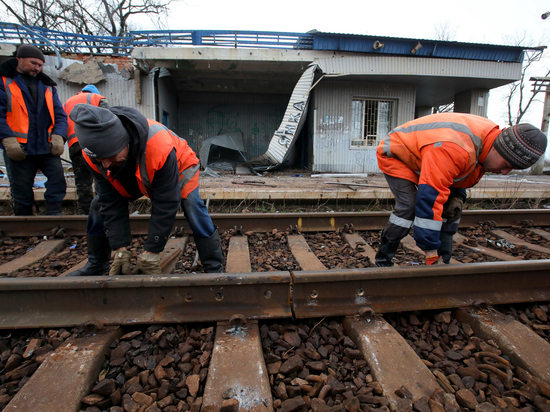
[0, 272, 292, 329]
[203, 320, 273, 411]
[454, 307, 550, 384]
[292, 260, 550, 318]
[4, 327, 122, 411]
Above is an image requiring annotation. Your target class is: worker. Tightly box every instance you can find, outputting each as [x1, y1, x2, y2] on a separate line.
[0, 44, 68, 215]
[66, 104, 224, 276]
[375, 112, 547, 266]
[63, 84, 108, 214]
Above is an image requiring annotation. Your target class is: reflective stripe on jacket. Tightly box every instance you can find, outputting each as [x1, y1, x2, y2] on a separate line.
[84, 119, 199, 200]
[376, 113, 501, 251]
[63, 92, 106, 148]
[2, 77, 55, 144]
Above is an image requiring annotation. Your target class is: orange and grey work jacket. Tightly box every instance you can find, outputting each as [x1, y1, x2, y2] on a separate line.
[63, 92, 107, 148]
[84, 119, 200, 200]
[376, 112, 501, 251]
[2, 77, 55, 143]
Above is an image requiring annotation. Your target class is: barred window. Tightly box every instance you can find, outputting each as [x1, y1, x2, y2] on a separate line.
[351, 99, 395, 148]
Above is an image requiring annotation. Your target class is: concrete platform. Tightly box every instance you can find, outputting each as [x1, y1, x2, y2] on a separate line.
[1, 172, 549, 211]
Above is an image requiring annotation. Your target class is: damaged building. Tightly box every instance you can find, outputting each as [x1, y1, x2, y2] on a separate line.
[0, 27, 536, 174]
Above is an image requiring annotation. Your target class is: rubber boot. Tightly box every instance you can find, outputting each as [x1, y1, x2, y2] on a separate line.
[194, 228, 225, 273]
[66, 234, 111, 276]
[438, 224, 457, 264]
[375, 234, 401, 267]
[14, 205, 33, 216]
[46, 202, 63, 216]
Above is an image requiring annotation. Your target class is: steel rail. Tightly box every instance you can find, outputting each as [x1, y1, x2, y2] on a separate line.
[0, 209, 548, 236]
[1, 260, 550, 329]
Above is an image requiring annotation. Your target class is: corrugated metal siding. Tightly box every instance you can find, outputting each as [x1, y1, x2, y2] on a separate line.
[43, 56, 156, 119]
[315, 55, 522, 80]
[312, 81, 415, 173]
[176, 91, 289, 156]
[454, 89, 489, 117]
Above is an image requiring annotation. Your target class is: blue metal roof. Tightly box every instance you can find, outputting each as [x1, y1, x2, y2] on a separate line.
[312, 32, 526, 63]
[0, 22, 529, 63]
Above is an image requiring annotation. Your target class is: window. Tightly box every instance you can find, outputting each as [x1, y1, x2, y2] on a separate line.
[351, 99, 395, 148]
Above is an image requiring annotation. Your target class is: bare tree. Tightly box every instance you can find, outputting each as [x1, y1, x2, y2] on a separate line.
[505, 49, 548, 126]
[0, 0, 177, 37]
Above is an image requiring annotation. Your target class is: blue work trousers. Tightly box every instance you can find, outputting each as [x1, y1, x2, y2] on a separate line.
[3, 151, 66, 212]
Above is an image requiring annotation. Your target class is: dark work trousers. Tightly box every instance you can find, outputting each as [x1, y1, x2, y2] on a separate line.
[87, 187, 215, 239]
[69, 144, 94, 215]
[382, 173, 459, 263]
[3, 151, 67, 215]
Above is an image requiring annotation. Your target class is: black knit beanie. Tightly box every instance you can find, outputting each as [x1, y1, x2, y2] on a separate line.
[16, 44, 45, 62]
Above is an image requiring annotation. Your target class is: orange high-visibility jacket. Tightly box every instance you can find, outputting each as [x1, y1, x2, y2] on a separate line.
[2, 77, 55, 143]
[377, 113, 501, 250]
[84, 119, 199, 200]
[63, 92, 106, 148]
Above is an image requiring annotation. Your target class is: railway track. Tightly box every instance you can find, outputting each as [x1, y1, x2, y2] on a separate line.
[0, 210, 550, 412]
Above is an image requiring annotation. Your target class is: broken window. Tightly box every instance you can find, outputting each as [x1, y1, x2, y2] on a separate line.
[351, 99, 395, 148]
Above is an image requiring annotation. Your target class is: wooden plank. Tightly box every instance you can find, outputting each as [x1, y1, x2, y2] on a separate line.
[0, 239, 67, 275]
[455, 307, 550, 384]
[203, 235, 272, 411]
[527, 228, 550, 241]
[491, 229, 550, 255]
[343, 316, 441, 408]
[202, 320, 273, 412]
[454, 233, 517, 261]
[287, 234, 327, 271]
[4, 327, 123, 412]
[225, 236, 252, 273]
[342, 232, 376, 261]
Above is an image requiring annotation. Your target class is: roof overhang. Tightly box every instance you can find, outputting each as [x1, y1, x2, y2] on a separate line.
[132, 46, 522, 106]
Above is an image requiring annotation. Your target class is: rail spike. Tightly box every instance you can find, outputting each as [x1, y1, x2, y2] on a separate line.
[357, 306, 376, 320]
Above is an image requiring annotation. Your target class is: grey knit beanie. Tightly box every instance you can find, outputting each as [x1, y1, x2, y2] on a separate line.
[70, 104, 130, 159]
[494, 124, 547, 169]
[16, 44, 45, 62]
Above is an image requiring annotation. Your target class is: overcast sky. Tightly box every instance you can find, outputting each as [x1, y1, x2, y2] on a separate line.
[136, 0, 550, 128]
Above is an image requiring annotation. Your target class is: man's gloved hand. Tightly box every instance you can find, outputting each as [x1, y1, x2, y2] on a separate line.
[442, 197, 464, 223]
[109, 250, 132, 276]
[50, 134, 65, 156]
[2, 137, 26, 161]
[133, 252, 162, 275]
[425, 250, 443, 265]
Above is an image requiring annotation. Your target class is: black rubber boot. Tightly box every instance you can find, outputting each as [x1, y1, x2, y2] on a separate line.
[14, 205, 33, 216]
[46, 202, 63, 216]
[66, 234, 111, 276]
[194, 228, 225, 273]
[375, 234, 401, 267]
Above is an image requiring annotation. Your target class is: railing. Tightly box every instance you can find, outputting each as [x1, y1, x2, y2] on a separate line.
[0, 22, 314, 55]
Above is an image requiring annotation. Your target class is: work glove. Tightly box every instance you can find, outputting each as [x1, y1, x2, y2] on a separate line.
[50, 134, 65, 156]
[132, 253, 162, 275]
[2, 137, 26, 161]
[425, 250, 443, 265]
[109, 250, 132, 276]
[442, 197, 463, 224]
